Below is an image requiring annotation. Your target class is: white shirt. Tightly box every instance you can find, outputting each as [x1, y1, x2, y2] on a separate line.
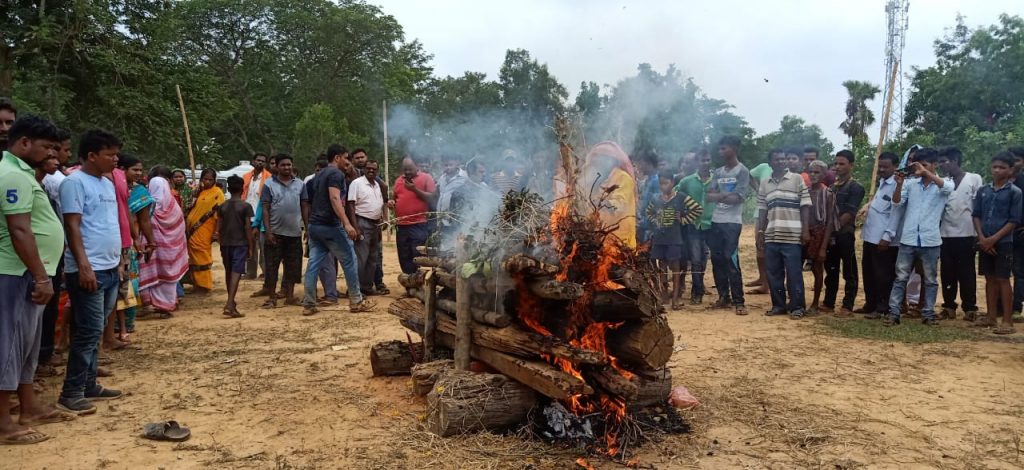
[940, 172, 983, 238]
[347, 175, 384, 220]
[245, 172, 264, 210]
[42, 171, 66, 204]
[303, 173, 316, 184]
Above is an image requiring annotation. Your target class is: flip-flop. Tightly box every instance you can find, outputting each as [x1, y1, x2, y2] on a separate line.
[142, 421, 191, 442]
[993, 326, 1016, 335]
[1, 429, 50, 445]
[20, 409, 77, 426]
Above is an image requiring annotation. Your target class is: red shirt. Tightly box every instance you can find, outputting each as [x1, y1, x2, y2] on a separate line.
[112, 168, 133, 249]
[393, 172, 436, 226]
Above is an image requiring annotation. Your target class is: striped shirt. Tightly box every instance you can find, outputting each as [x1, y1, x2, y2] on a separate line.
[757, 171, 811, 244]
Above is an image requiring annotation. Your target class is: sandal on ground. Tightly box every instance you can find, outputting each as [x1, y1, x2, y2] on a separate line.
[963, 310, 978, 322]
[142, 421, 191, 442]
[745, 287, 768, 295]
[0, 429, 50, 445]
[249, 288, 273, 298]
[883, 316, 901, 326]
[316, 298, 338, 307]
[302, 306, 318, 316]
[20, 409, 76, 426]
[973, 316, 997, 328]
[734, 305, 748, 316]
[375, 285, 391, 295]
[283, 297, 302, 307]
[261, 299, 277, 309]
[349, 299, 377, 313]
[993, 325, 1016, 335]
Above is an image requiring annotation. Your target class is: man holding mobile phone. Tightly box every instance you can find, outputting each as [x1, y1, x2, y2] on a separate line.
[390, 156, 436, 281]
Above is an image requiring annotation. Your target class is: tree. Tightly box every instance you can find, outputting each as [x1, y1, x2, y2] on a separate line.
[839, 80, 881, 144]
[748, 115, 834, 167]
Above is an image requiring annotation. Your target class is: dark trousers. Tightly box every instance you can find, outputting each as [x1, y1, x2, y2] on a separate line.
[263, 234, 303, 291]
[245, 232, 265, 279]
[765, 242, 805, 311]
[375, 238, 385, 287]
[397, 223, 430, 275]
[354, 217, 382, 291]
[683, 227, 709, 297]
[61, 268, 119, 400]
[940, 236, 978, 312]
[708, 222, 744, 305]
[39, 258, 64, 364]
[824, 231, 858, 310]
[862, 241, 899, 313]
[1013, 234, 1024, 313]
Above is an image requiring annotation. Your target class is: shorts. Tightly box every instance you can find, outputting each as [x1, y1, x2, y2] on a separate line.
[979, 243, 1013, 279]
[221, 245, 249, 275]
[0, 272, 43, 391]
[650, 244, 684, 262]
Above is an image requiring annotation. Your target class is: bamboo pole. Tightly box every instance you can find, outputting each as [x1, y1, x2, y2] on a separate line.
[868, 60, 900, 199]
[175, 85, 197, 181]
[454, 241, 471, 370]
[422, 270, 437, 361]
[382, 100, 392, 242]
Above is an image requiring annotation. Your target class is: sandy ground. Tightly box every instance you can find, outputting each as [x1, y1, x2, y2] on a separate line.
[7, 227, 1024, 469]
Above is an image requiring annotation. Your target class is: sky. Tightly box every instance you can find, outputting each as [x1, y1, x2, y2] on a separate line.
[375, 0, 1016, 149]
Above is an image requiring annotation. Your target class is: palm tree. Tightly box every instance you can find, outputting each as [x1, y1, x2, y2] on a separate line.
[839, 80, 881, 143]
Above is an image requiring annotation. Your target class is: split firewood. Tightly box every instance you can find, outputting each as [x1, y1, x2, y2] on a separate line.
[413, 256, 454, 270]
[427, 370, 537, 436]
[437, 299, 511, 328]
[607, 319, 674, 370]
[415, 245, 451, 257]
[369, 340, 425, 377]
[527, 279, 584, 300]
[502, 253, 559, 276]
[411, 359, 453, 397]
[390, 298, 606, 365]
[628, 367, 673, 411]
[588, 366, 639, 400]
[591, 289, 663, 320]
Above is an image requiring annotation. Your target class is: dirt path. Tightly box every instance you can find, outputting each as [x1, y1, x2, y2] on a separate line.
[8, 233, 1024, 469]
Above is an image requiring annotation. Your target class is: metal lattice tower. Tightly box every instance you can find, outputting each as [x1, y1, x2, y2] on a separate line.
[883, 0, 910, 140]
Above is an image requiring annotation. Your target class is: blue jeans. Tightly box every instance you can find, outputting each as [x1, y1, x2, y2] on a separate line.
[684, 227, 709, 297]
[317, 252, 339, 300]
[61, 268, 119, 399]
[304, 224, 362, 307]
[764, 242, 805, 311]
[708, 223, 744, 305]
[889, 245, 940, 320]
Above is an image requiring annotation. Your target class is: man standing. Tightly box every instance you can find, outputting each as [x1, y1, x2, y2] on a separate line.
[391, 157, 436, 277]
[635, 151, 661, 245]
[886, 148, 953, 326]
[301, 145, 375, 316]
[802, 146, 835, 186]
[256, 154, 305, 307]
[1, 116, 74, 444]
[757, 149, 812, 319]
[348, 160, 385, 297]
[937, 147, 983, 320]
[58, 129, 125, 414]
[822, 150, 865, 317]
[0, 98, 15, 150]
[1010, 147, 1024, 316]
[676, 148, 713, 305]
[242, 152, 271, 280]
[859, 152, 905, 319]
[436, 155, 467, 235]
[705, 136, 749, 315]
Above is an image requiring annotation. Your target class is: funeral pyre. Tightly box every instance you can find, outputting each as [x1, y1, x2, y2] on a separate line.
[372, 140, 687, 460]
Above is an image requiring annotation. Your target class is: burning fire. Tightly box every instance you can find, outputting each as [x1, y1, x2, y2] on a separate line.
[516, 198, 635, 456]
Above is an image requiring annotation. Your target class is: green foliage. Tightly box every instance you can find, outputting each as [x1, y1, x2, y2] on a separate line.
[839, 80, 881, 144]
[904, 14, 1024, 173]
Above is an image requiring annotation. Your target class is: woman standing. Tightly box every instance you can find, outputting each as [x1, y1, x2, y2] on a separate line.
[805, 160, 837, 314]
[187, 169, 224, 294]
[138, 166, 189, 316]
[116, 155, 155, 335]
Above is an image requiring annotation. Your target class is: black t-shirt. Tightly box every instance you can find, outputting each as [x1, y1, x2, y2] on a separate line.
[307, 166, 347, 227]
[831, 179, 865, 234]
[218, 198, 254, 247]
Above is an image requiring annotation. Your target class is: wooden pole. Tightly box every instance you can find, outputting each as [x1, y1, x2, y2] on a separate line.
[175, 85, 197, 182]
[868, 60, 900, 199]
[382, 100, 392, 242]
[454, 240, 472, 370]
[422, 270, 438, 361]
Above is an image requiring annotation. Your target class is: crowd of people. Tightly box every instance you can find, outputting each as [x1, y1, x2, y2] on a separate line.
[1, 93, 1023, 445]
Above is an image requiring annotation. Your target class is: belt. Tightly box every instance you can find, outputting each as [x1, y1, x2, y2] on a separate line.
[357, 215, 381, 224]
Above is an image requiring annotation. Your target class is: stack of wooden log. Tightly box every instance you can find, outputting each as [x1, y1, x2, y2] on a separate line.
[373, 244, 675, 437]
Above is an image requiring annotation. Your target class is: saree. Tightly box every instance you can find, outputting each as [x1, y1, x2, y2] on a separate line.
[116, 184, 153, 329]
[580, 141, 638, 248]
[187, 186, 224, 290]
[139, 177, 189, 310]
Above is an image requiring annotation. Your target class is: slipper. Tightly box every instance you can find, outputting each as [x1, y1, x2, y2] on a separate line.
[1, 429, 50, 445]
[375, 286, 391, 295]
[993, 325, 1016, 335]
[349, 299, 377, 313]
[20, 409, 77, 426]
[261, 299, 277, 309]
[744, 288, 768, 295]
[734, 305, 748, 316]
[283, 297, 302, 307]
[142, 421, 191, 442]
[706, 298, 731, 310]
[317, 299, 338, 307]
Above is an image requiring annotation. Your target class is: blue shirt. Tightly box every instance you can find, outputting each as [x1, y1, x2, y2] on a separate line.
[972, 182, 1022, 244]
[60, 170, 121, 272]
[894, 176, 953, 248]
[861, 176, 904, 245]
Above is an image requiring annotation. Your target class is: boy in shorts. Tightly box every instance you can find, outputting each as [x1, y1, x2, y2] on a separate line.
[217, 175, 254, 318]
[646, 171, 702, 310]
[972, 151, 1022, 334]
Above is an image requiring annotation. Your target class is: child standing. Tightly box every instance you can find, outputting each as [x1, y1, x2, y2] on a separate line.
[972, 151, 1022, 334]
[647, 171, 702, 310]
[804, 160, 837, 314]
[217, 175, 255, 318]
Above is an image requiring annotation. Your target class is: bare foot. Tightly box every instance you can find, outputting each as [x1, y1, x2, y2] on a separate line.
[19, 405, 76, 426]
[745, 287, 768, 295]
[744, 279, 763, 287]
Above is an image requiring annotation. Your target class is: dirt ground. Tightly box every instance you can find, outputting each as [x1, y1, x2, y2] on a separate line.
[8, 227, 1024, 469]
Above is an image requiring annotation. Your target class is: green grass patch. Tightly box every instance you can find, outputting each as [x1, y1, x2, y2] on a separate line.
[818, 317, 980, 343]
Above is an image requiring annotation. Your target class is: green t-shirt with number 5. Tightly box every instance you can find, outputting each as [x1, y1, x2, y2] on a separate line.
[0, 151, 64, 276]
